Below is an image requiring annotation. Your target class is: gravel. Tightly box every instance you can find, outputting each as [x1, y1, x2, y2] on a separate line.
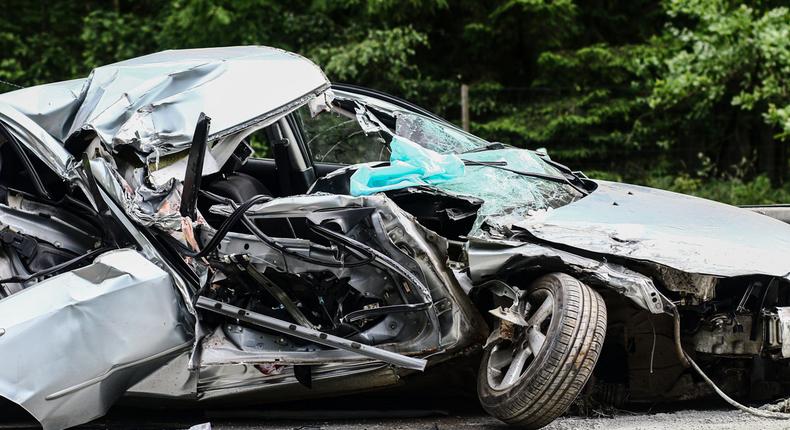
[4, 407, 790, 429]
[200, 410, 790, 430]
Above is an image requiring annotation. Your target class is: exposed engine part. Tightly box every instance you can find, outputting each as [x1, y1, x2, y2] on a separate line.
[690, 313, 762, 356]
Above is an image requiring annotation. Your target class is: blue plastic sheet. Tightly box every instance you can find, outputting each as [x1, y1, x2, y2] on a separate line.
[350, 135, 465, 196]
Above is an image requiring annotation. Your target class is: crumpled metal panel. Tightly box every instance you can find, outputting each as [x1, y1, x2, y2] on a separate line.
[209, 192, 488, 353]
[0, 249, 191, 430]
[0, 79, 85, 143]
[466, 239, 666, 313]
[0, 47, 329, 162]
[515, 180, 790, 279]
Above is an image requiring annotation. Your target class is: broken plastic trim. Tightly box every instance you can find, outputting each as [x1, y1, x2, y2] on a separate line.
[195, 296, 427, 371]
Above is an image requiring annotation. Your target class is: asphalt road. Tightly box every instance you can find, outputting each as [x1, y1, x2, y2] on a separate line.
[4, 408, 790, 430]
[4, 397, 790, 430]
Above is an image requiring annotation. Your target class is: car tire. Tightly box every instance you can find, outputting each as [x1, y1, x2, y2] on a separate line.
[478, 273, 607, 429]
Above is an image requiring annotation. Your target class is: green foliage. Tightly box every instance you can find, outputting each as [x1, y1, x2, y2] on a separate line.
[81, 10, 158, 68]
[647, 1, 790, 140]
[644, 174, 790, 205]
[1, 0, 790, 203]
[310, 26, 428, 94]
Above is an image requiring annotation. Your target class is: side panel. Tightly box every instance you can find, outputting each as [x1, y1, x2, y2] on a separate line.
[0, 249, 191, 430]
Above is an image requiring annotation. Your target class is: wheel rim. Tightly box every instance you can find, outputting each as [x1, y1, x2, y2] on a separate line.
[486, 289, 554, 390]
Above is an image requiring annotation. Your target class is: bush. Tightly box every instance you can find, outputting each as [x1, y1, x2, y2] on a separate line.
[645, 174, 790, 205]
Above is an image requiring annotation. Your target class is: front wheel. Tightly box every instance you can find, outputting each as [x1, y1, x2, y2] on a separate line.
[478, 273, 607, 429]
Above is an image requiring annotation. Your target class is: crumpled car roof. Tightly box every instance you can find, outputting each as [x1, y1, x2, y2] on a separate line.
[0, 46, 329, 161]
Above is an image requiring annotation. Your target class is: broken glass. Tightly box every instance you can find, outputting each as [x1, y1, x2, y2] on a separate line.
[395, 112, 488, 154]
[352, 110, 584, 234]
[437, 148, 583, 234]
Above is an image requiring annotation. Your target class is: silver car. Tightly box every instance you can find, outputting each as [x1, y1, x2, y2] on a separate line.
[1, 46, 790, 430]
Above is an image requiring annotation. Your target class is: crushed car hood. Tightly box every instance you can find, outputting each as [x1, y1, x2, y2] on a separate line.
[0, 46, 329, 161]
[514, 181, 790, 279]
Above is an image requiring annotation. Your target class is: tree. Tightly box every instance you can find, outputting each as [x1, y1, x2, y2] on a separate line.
[646, 0, 790, 184]
[1, 0, 790, 202]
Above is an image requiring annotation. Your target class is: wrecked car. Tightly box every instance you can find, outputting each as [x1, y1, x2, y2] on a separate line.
[1, 46, 790, 430]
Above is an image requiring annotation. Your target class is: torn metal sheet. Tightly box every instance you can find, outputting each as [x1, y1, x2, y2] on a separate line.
[514, 181, 790, 280]
[88, 157, 185, 230]
[206, 192, 487, 356]
[467, 239, 666, 313]
[0, 249, 191, 430]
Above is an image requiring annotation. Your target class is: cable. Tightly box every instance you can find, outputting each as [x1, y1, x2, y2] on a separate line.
[670, 300, 790, 419]
[167, 193, 272, 258]
[685, 352, 790, 419]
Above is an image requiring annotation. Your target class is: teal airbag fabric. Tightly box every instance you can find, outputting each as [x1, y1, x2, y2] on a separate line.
[350, 135, 465, 195]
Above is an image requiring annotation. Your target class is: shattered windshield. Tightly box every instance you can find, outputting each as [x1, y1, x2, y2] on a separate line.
[304, 100, 585, 235]
[435, 148, 583, 233]
[390, 110, 583, 233]
[394, 112, 488, 154]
